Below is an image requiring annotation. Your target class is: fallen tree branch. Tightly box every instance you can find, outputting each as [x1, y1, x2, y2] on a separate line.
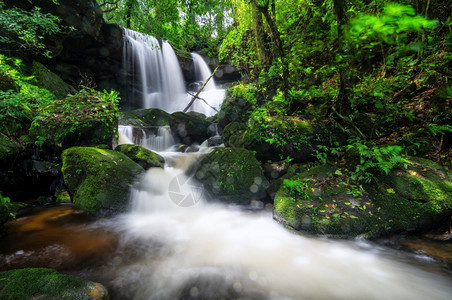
[331, 105, 367, 140]
[187, 92, 219, 112]
[183, 66, 219, 113]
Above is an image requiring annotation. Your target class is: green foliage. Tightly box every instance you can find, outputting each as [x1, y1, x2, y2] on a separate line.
[283, 178, 310, 199]
[30, 87, 120, 147]
[0, 191, 15, 219]
[0, 4, 62, 57]
[0, 55, 55, 135]
[244, 89, 315, 156]
[346, 139, 411, 182]
[98, 0, 233, 52]
[346, 2, 438, 61]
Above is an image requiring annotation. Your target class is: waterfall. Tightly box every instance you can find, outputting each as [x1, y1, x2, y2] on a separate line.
[186, 53, 225, 117]
[118, 125, 176, 152]
[123, 28, 225, 116]
[123, 29, 187, 112]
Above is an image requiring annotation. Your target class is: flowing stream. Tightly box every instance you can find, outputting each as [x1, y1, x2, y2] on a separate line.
[0, 28, 451, 300]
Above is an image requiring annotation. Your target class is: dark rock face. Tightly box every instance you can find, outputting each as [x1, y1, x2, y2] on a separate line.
[169, 112, 216, 145]
[2, 0, 124, 93]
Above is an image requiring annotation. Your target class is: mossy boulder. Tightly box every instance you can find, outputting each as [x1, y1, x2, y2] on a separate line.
[115, 144, 164, 169]
[222, 117, 315, 163]
[216, 88, 255, 132]
[29, 89, 119, 151]
[169, 111, 215, 145]
[32, 61, 76, 99]
[0, 268, 108, 300]
[61, 147, 144, 215]
[274, 158, 452, 238]
[119, 108, 170, 126]
[196, 147, 269, 204]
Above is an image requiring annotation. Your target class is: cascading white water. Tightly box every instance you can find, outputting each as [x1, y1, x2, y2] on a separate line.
[109, 132, 452, 299]
[118, 125, 175, 152]
[123, 29, 187, 111]
[119, 30, 451, 298]
[186, 53, 225, 117]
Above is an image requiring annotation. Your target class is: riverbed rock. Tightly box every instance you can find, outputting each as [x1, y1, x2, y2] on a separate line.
[0, 268, 108, 300]
[119, 108, 170, 126]
[274, 157, 452, 238]
[115, 144, 164, 169]
[196, 147, 269, 204]
[169, 112, 215, 145]
[61, 147, 144, 215]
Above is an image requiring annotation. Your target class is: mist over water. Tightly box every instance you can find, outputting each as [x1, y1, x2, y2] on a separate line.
[97, 143, 452, 299]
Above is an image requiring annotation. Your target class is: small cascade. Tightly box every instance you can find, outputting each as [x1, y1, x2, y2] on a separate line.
[123, 29, 186, 112]
[118, 125, 176, 152]
[187, 53, 225, 117]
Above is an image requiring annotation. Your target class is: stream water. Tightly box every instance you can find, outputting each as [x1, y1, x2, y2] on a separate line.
[1, 29, 451, 299]
[1, 143, 451, 299]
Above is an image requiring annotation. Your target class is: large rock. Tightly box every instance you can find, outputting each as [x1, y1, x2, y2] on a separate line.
[62, 147, 144, 215]
[115, 144, 164, 169]
[169, 112, 215, 145]
[3, 0, 124, 94]
[32, 61, 76, 99]
[119, 108, 170, 126]
[0, 268, 108, 299]
[196, 147, 269, 204]
[222, 118, 315, 163]
[29, 89, 119, 151]
[274, 157, 452, 238]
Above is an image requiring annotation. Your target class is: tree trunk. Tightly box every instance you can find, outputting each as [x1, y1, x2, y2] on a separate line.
[251, 1, 272, 67]
[333, 0, 352, 116]
[251, 0, 288, 89]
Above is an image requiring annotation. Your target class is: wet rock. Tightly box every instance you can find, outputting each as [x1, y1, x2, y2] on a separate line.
[0, 268, 109, 300]
[61, 147, 144, 215]
[169, 112, 214, 145]
[119, 108, 170, 127]
[115, 144, 164, 169]
[196, 147, 269, 204]
[274, 157, 452, 238]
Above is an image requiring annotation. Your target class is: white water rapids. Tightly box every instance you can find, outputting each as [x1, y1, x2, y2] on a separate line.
[114, 28, 451, 299]
[108, 130, 452, 299]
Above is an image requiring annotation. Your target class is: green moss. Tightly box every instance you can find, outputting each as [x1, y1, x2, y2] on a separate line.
[274, 157, 452, 238]
[119, 108, 170, 126]
[32, 61, 76, 99]
[115, 144, 164, 169]
[0, 268, 107, 300]
[61, 147, 144, 215]
[169, 112, 213, 144]
[196, 147, 268, 203]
